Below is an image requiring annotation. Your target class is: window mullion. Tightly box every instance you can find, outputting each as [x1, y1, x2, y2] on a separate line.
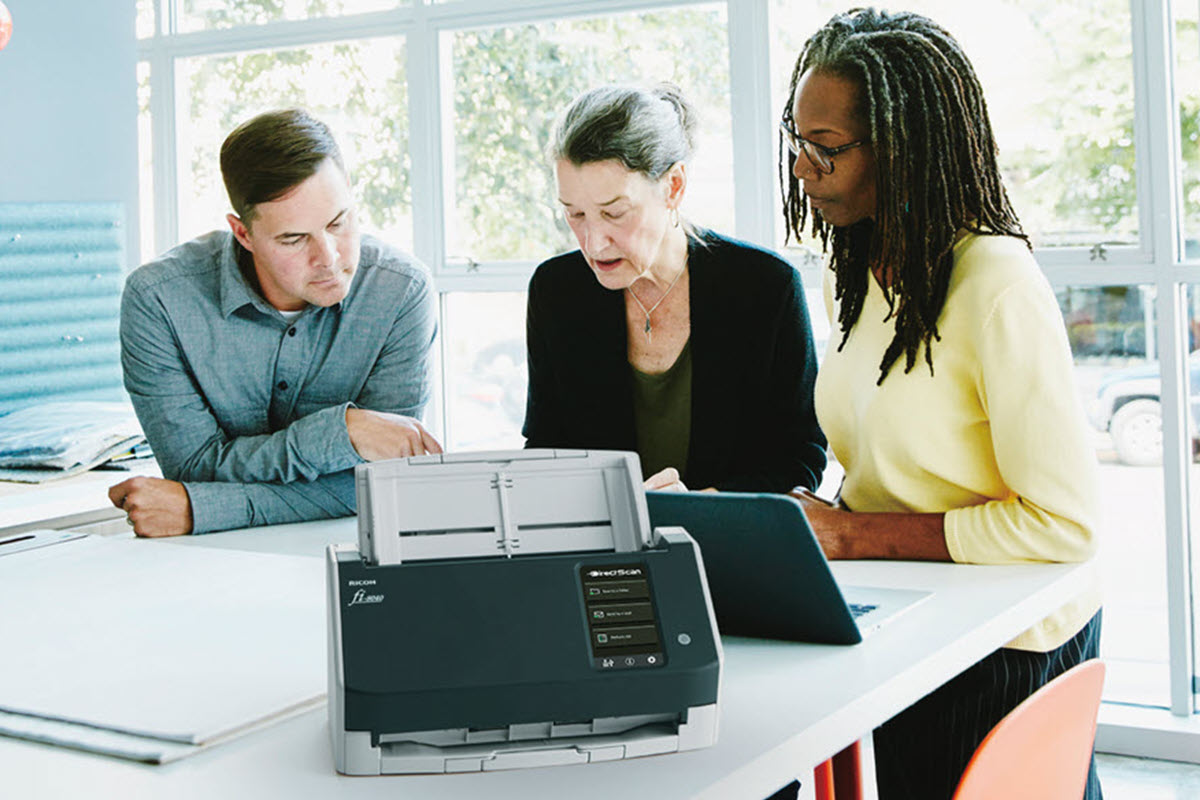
[726, 0, 774, 248]
[1135, 0, 1195, 718]
[407, 4, 452, 445]
[408, 5, 444, 274]
[146, 40, 179, 260]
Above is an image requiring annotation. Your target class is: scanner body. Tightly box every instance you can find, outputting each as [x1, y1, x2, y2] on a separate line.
[326, 449, 722, 775]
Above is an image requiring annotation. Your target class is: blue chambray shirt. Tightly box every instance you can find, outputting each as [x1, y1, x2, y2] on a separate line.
[120, 231, 436, 533]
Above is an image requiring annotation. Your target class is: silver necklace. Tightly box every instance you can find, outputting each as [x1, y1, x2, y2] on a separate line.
[627, 266, 685, 344]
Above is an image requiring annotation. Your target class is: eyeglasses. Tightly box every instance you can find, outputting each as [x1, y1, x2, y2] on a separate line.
[779, 120, 865, 175]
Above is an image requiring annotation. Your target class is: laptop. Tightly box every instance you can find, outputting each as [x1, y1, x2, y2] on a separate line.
[646, 491, 931, 644]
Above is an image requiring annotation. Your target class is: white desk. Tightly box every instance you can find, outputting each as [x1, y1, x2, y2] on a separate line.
[0, 517, 1092, 800]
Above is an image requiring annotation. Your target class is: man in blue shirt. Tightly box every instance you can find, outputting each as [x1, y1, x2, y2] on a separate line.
[109, 108, 439, 536]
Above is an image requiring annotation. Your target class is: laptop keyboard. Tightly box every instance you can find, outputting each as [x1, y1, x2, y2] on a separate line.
[848, 603, 878, 619]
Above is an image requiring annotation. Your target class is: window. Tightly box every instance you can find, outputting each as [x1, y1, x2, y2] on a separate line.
[769, 0, 1138, 253]
[137, 62, 155, 260]
[1060, 284, 1170, 707]
[444, 5, 732, 265]
[174, 37, 412, 248]
[1179, 6, 1200, 260]
[441, 292, 527, 450]
[176, 0, 409, 33]
[137, 0, 1200, 736]
[136, 0, 157, 39]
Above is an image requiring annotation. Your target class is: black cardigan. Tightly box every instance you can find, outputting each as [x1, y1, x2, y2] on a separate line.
[522, 230, 826, 493]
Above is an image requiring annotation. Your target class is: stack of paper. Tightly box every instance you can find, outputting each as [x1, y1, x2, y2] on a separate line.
[0, 402, 147, 483]
[0, 533, 326, 763]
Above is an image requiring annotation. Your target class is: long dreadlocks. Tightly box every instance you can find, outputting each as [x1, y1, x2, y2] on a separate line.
[780, 7, 1028, 385]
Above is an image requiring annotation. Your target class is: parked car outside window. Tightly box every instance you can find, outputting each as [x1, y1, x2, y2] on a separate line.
[1088, 350, 1200, 465]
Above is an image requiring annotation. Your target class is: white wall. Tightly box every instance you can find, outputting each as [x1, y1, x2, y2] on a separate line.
[0, 0, 139, 263]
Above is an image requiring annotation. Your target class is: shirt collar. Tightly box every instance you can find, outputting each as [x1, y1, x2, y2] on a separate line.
[218, 233, 278, 319]
[217, 230, 357, 320]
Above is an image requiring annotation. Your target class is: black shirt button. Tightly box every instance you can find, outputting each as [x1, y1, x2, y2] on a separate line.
[277, 381, 289, 391]
[288, 327, 297, 337]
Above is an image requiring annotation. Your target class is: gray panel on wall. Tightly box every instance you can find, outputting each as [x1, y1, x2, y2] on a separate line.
[0, 203, 128, 415]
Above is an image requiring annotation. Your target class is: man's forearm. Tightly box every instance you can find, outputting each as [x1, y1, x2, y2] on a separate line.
[135, 397, 362, 485]
[184, 470, 356, 534]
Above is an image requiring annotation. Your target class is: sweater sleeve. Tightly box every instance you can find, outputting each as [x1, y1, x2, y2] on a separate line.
[944, 273, 1099, 564]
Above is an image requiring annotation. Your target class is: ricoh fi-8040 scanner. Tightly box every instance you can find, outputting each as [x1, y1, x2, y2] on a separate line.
[326, 449, 723, 775]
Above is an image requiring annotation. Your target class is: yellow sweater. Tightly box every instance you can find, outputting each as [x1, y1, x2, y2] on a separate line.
[815, 232, 1101, 652]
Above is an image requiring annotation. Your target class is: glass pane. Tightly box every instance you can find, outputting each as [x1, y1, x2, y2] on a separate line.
[137, 0, 156, 39]
[137, 62, 155, 263]
[442, 292, 528, 451]
[174, 37, 412, 251]
[178, 0, 408, 33]
[1064, 284, 1169, 707]
[769, 0, 1137, 250]
[1179, 6, 1200, 260]
[446, 3, 732, 263]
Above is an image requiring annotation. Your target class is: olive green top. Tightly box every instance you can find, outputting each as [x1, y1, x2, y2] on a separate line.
[630, 339, 693, 480]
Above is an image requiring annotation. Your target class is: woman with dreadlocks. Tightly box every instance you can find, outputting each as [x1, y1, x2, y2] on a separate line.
[781, 8, 1102, 800]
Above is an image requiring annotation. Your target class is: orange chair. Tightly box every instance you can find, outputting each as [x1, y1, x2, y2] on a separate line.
[813, 741, 863, 800]
[952, 659, 1106, 800]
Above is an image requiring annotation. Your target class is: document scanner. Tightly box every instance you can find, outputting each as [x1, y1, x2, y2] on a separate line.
[326, 449, 722, 775]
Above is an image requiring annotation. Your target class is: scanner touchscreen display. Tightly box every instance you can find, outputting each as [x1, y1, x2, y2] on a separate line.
[581, 563, 666, 670]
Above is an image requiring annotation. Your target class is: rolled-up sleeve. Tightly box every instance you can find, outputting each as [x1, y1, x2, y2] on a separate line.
[185, 471, 356, 533]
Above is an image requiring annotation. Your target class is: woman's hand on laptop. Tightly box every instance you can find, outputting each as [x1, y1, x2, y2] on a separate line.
[792, 487, 834, 507]
[790, 487, 852, 559]
[789, 487, 951, 562]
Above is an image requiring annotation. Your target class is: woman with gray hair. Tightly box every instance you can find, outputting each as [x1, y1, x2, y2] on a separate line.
[522, 84, 827, 493]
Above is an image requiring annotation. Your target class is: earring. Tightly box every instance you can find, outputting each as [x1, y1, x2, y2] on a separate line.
[670, 207, 680, 228]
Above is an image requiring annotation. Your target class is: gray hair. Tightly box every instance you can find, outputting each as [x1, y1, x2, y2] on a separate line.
[550, 84, 696, 179]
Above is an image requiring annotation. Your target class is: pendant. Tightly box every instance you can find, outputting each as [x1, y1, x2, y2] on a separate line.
[644, 316, 652, 343]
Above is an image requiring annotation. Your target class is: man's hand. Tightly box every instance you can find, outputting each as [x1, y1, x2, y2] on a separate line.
[644, 467, 688, 493]
[108, 477, 194, 538]
[346, 408, 443, 461]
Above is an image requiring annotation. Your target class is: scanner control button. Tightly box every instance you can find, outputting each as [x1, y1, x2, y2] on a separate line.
[589, 602, 653, 624]
[581, 580, 650, 601]
[592, 652, 664, 669]
[592, 624, 658, 649]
